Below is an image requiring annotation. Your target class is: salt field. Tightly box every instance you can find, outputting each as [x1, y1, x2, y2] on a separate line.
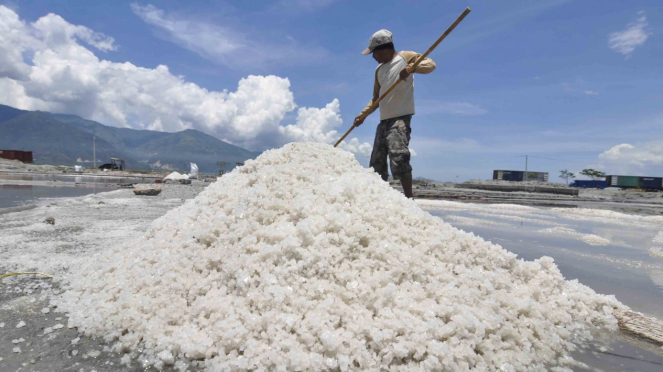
[1, 144, 662, 371]
[417, 200, 663, 320]
[0, 185, 116, 209]
[419, 200, 663, 370]
[0, 172, 159, 185]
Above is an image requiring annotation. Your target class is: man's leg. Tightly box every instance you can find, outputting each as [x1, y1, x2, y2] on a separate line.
[386, 116, 413, 198]
[400, 174, 413, 199]
[369, 121, 389, 181]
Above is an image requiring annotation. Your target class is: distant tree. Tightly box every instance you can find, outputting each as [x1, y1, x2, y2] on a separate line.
[235, 162, 244, 167]
[217, 161, 230, 175]
[559, 169, 576, 185]
[579, 168, 606, 181]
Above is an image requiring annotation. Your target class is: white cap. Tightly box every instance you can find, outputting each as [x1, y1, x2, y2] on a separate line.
[362, 29, 393, 55]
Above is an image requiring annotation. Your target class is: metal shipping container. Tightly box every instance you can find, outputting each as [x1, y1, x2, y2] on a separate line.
[494, 170, 548, 182]
[494, 170, 523, 181]
[0, 150, 33, 163]
[524, 171, 549, 182]
[607, 175, 640, 188]
[639, 177, 663, 190]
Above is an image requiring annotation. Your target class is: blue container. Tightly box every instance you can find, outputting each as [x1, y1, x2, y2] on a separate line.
[569, 180, 606, 189]
[502, 171, 523, 181]
[639, 177, 663, 190]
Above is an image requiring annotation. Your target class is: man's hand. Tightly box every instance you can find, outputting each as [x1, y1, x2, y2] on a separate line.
[399, 67, 412, 81]
[353, 115, 365, 127]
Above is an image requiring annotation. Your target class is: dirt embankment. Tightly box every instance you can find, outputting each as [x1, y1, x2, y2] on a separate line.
[399, 180, 663, 215]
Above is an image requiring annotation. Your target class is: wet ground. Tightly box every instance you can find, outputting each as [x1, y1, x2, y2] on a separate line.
[0, 185, 116, 209]
[2, 188, 663, 371]
[0, 183, 208, 372]
[419, 199, 663, 371]
[0, 172, 159, 185]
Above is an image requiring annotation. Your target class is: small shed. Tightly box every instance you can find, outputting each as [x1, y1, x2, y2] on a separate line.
[0, 150, 33, 163]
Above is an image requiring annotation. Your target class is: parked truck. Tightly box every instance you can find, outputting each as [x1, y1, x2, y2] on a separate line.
[569, 180, 606, 189]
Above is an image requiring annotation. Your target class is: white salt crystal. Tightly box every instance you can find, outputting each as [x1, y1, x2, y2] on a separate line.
[158, 350, 175, 365]
[120, 354, 131, 366]
[57, 143, 626, 371]
[13, 347, 21, 353]
[52, 323, 64, 329]
[15, 321, 25, 328]
[11, 338, 25, 344]
[0, 322, 4, 328]
[71, 337, 80, 345]
[72, 350, 79, 356]
[41, 307, 50, 314]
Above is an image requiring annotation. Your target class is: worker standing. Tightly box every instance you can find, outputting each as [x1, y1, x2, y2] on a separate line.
[354, 29, 436, 199]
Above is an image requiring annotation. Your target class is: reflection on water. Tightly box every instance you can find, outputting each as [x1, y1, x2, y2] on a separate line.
[419, 200, 663, 371]
[0, 173, 155, 184]
[0, 185, 115, 209]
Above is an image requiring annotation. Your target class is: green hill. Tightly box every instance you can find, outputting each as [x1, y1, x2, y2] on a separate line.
[0, 104, 260, 174]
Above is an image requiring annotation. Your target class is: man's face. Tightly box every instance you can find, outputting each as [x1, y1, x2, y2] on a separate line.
[372, 49, 392, 64]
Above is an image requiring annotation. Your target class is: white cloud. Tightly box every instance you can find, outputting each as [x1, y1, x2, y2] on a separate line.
[130, 3, 327, 68]
[608, 12, 651, 58]
[417, 101, 487, 116]
[277, 99, 371, 156]
[561, 78, 599, 96]
[33, 13, 118, 52]
[0, 6, 370, 154]
[599, 142, 663, 169]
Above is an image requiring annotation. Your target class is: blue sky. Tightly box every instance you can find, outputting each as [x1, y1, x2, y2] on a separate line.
[1, 0, 661, 182]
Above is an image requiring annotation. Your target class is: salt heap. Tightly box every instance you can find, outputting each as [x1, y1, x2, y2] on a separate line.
[58, 143, 624, 371]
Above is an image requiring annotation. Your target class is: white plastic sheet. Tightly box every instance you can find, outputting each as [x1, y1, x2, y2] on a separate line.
[189, 163, 199, 179]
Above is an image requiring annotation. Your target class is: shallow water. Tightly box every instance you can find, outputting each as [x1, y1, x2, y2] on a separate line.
[0, 172, 155, 184]
[0, 185, 116, 209]
[420, 200, 663, 371]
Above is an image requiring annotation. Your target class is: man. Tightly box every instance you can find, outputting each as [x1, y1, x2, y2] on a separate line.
[354, 29, 436, 198]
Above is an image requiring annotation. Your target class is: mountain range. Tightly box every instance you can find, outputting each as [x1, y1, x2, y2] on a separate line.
[0, 104, 260, 174]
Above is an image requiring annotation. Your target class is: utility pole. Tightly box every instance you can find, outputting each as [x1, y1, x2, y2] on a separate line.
[519, 155, 529, 181]
[93, 136, 96, 170]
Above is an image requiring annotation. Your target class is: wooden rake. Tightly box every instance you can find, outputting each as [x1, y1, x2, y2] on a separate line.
[334, 7, 472, 148]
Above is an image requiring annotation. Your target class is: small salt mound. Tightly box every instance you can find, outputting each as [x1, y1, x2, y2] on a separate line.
[58, 143, 624, 371]
[164, 171, 189, 181]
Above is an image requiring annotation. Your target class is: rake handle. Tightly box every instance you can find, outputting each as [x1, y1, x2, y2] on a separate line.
[334, 7, 471, 148]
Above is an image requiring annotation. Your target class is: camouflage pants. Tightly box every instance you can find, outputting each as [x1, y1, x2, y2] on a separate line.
[369, 115, 412, 181]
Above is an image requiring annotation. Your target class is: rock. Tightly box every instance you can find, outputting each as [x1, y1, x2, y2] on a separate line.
[133, 189, 161, 196]
[44, 217, 55, 225]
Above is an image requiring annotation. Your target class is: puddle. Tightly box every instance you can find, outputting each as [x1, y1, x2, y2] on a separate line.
[0, 185, 116, 209]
